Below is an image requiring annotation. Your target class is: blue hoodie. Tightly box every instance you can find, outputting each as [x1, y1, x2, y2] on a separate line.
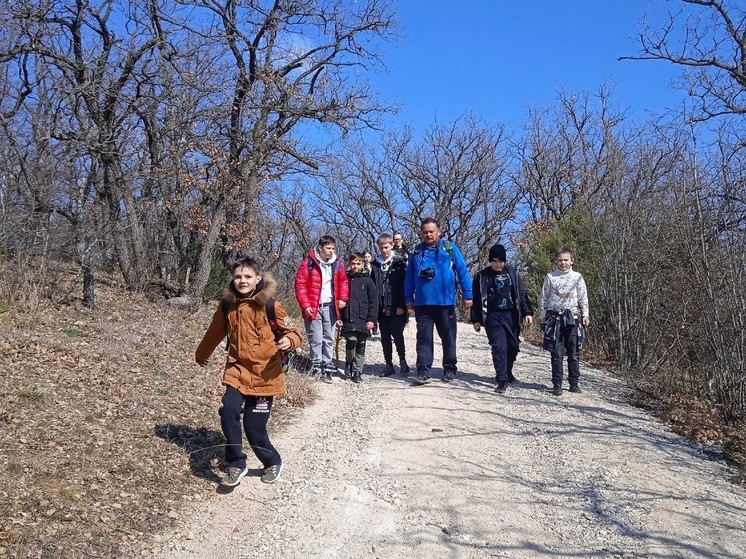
[404, 240, 473, 306]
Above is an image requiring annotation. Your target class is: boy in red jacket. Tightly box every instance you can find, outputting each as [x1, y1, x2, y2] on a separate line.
[294, 235, 349, 382]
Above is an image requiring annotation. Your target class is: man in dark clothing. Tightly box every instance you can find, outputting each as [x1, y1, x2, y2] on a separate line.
[392, 231, 409, 264]
[470, 243, 534, 393]
[371, 233, 411, 377]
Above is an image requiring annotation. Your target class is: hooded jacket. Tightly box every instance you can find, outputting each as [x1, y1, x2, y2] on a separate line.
[195, 273, 303, 396]
[294, 248, 350, 320]
[340, 270, 378, 333]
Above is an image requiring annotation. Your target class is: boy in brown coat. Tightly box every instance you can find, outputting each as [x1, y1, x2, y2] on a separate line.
[196, 257, 303, 487]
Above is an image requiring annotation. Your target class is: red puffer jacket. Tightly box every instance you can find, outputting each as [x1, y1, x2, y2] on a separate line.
[294, 249, 349, 320]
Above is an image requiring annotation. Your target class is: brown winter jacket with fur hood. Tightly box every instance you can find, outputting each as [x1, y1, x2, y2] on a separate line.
[195, 273, 303, 396]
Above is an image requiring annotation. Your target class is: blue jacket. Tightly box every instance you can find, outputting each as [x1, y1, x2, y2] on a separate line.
[404, 240, 473, 306]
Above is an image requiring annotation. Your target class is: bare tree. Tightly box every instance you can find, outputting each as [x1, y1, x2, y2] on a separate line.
[515, 87, 626, 223]
[319, 115, 517, 268]
[176, 0, 396, 299]
[621, 0, 746, 120]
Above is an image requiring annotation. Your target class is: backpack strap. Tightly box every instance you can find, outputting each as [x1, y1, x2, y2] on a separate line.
[443, 240, 455, 269]
[265, 297, 282, 341]
[221, 298, 231, 335]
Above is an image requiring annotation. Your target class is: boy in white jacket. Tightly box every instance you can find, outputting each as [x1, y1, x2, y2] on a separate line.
[539, 248, 590, 395]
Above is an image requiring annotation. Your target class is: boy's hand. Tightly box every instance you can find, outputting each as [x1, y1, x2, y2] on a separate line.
[276, 337, 292, 351]
[395, 307, 405, 315]
[406, 302, 414, 312]
[336, 320, 343, 328]
[582, 316, 590, 327]
[463, 299, 473, 309]
[473, 323, 482, 332]
[365, 321, 374, 331]
[338, 301, 347, 309]
[524, 316, 533, 326]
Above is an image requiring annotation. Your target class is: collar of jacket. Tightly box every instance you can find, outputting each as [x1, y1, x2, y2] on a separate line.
[221, 271, 277, 309]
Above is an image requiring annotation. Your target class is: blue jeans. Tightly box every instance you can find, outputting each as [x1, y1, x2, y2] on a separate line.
[414, 305, 457, 376]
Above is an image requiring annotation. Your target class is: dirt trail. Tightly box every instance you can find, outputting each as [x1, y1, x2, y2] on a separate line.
[146, 322, 746, 559]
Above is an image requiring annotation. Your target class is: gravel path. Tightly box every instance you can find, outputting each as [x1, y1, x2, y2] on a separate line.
[148, 322, 746, 559]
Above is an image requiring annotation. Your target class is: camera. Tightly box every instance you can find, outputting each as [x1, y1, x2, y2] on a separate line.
[419, 267, 435, 280]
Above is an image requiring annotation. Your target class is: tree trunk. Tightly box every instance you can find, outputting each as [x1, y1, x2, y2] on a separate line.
[82, 265, 95, 308]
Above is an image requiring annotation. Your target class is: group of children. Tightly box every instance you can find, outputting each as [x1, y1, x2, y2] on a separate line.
[293, 233, 411, 384]
[194, 239, 589, 487]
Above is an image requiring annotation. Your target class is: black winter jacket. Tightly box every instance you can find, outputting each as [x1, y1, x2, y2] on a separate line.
[370, 255, 407, 314]
[341, 272, 378, 333]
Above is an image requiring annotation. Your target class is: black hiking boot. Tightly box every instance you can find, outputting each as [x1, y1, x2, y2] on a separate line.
[552, 385, 563, 396]
[379, 363, 396, 377]
[399, 359, 411, 376]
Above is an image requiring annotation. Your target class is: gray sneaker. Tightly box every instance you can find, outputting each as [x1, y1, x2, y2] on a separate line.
[220, 465, 248, 487]
[412, 374, 431, 385]
[322, 373, 333, 384]
[261, 463, 283, 484]
[442, 371, 456, 383]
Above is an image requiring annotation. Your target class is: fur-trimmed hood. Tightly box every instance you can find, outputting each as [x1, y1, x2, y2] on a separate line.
[221, 271, 278, 310]
[196, 270, 303, 397]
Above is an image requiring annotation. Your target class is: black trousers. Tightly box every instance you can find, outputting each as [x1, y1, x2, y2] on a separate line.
[414, 305, 457, 376]
[550, 325, 580, 386]
[378, 311, 407, 365]
[219, 386, 281, 469]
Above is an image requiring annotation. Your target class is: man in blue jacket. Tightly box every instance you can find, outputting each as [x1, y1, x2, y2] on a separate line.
[405, 218, 473, 385]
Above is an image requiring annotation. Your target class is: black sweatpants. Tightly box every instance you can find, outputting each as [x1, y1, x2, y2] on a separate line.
[219, 386, 281, 470]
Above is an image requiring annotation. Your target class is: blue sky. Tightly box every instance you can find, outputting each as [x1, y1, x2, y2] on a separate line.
[371, 0, 688, 133]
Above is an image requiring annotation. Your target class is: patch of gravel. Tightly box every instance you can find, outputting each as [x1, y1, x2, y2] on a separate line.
[140, 321, 746, 559]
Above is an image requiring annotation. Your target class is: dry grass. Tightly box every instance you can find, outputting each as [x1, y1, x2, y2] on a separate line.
[0, 265, 316, 559]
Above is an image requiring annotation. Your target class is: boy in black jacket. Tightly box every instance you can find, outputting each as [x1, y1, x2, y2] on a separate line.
[470, 243, 534, 393]
[370, 233, 411, 377]
[337, 252, 378, 383]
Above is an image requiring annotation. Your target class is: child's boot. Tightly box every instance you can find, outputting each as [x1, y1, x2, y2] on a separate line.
[379, 363, 395, 377]
[399, 359, 411, 376]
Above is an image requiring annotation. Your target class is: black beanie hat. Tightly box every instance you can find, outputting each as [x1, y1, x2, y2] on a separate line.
[489, 243, 507, 262]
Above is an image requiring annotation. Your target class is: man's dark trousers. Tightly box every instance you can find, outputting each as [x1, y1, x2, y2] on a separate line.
[414, 305, 457, 376]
